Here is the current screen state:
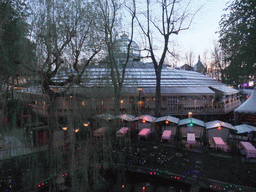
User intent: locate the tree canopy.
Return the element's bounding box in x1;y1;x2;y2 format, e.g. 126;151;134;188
0;1;26;78
219;0;256;86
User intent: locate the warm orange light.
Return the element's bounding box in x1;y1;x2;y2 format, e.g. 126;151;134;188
122;185;125;188
142;119;146;123
165;120;169;124
138;101;144;106
143;186;145;190
74;129;79;133
218;126;222;130
83;123;89;127
13;87;25;90
121;119;124;122
62;127;68;131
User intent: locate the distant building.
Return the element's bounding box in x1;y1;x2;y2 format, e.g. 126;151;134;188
15;37;241;119
180;64;193;71
115;33;141;61
194;55;206;74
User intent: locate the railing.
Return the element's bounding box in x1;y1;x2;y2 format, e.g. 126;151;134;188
132;101;240;116
31;98;241;117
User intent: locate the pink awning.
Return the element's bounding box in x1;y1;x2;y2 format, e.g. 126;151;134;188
187;133;196;144
161;130;172;141
116;127;129;137
240;141;256;158
213;137;227;151
138;128;151;139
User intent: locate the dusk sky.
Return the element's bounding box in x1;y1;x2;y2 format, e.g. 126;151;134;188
175;0;231;65
128;0;232;66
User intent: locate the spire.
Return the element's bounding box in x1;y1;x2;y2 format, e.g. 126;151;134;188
198;55;200;62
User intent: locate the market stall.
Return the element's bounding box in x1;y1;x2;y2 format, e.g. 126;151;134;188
178;118;205;139
206;120;236;142
155;115;179;135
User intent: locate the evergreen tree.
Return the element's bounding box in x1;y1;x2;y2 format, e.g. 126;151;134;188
0;1;35;99
219;0;256;86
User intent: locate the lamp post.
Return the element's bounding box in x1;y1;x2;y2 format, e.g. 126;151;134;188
188;112;192;118
62;126;80;144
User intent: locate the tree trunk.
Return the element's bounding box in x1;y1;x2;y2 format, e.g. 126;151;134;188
114;89;121;116
48;96;58;192
155;70;161;117
69;123;77;191
5;80;9;104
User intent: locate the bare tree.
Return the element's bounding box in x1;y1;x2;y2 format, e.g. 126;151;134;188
28;0;103;190
95;0;136;115
210;40;227;81
202;48;209;66
185;47;195;67
136;0;200;117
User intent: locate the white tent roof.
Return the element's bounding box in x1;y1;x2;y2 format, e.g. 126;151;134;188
134;114;156;123
234;90;256;114
178;118;205;127
234;124;256;134
205;120;236;130
116;114;135;122
95;113;115;121
155;115;180;124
